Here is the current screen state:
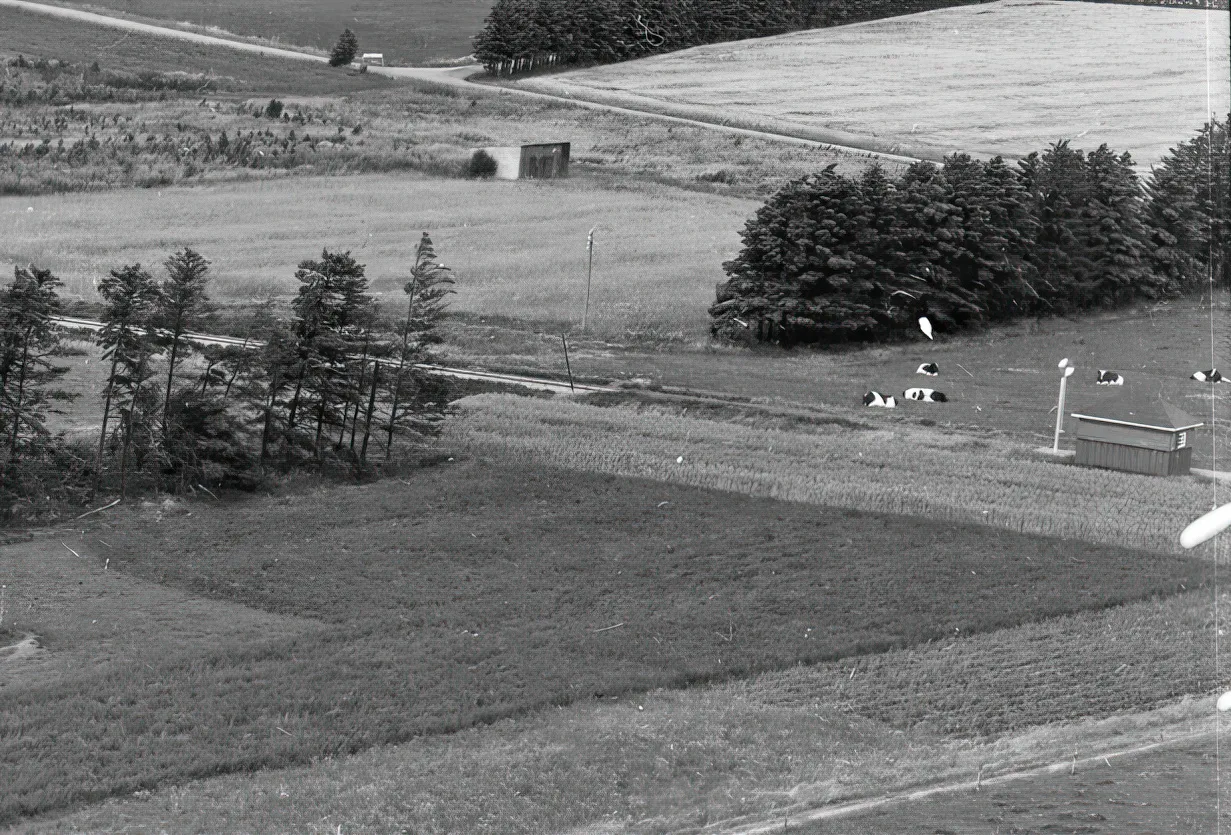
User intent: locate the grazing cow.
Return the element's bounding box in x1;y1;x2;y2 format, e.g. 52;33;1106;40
916;362;939;376
1192;369;1224;383
904;388;948;403
863;391;897;408
1096;370;1124;385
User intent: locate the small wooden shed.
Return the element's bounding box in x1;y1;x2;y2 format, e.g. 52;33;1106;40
482;142;570;180
1070;392;1202;476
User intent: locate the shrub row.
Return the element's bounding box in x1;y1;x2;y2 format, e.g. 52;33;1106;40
473;0;990;73
711;117;1230;344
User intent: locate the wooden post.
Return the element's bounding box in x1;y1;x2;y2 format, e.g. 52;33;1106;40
561;335;575;392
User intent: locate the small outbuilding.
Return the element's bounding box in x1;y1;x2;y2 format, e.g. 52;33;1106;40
1070;391;1203;477
481;142;570;180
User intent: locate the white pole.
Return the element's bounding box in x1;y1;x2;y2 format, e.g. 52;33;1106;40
1053;374;1067;452
1053;360;1074;452
582;227;595;333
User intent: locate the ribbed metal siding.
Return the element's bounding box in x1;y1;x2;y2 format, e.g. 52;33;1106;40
1074;439;1192;476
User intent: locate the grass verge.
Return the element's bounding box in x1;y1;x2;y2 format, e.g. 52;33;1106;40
449;393;1217;554
0;457;1204;824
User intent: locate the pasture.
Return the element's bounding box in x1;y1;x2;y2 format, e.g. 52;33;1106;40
517;0;1231;167
0;455;1207;826
0;174;758;340
15;0;489;65
0;5;394;95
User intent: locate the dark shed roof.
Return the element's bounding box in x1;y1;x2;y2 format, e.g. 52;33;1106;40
1071;389;1203;432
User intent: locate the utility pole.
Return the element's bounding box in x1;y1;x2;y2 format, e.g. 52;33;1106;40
582;227;595;333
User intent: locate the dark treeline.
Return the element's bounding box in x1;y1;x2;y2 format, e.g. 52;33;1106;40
473;0;990;73
0;235;454;521
711;117;1230;345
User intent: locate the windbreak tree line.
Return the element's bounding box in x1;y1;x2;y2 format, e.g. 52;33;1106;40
473;0;989;72
0;234;454;520
711;117;1231;345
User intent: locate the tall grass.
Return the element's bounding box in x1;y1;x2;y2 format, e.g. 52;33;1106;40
449;393;1214;555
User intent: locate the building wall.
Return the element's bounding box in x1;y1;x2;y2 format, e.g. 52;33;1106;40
519;143;570;179
1074;439;1192;476
482;146;523;180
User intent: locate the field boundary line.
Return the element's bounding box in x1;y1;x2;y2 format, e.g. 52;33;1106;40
700;727;1216;835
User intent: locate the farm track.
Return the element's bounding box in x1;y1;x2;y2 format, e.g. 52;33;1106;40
0;0;924;167
50;316;616;395
706;726;1218;835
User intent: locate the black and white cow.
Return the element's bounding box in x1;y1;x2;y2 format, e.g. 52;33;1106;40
903;388;947;403
863;391;897;408
1096;370;1124;386
916;362;939;376
1192;369;1224;383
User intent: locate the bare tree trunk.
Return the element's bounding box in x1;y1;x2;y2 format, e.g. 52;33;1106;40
119;409;130;500
348;358;368;451
260;366;281;465
91;349;122;502
162;318;183;431
360;361;379;466
7;325;33;460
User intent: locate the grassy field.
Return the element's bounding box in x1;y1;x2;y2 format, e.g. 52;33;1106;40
443;291;1231;462
0;174;758;340
20;0;490;65
0;5;394;95
8;563;1220;833
0;457;1204;824
517;0;1231;167
451;393;1219;554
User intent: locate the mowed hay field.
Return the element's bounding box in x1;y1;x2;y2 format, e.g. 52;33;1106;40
518;0;1231;167
0;175;757;341
16;0;489;65
0;458;1208;826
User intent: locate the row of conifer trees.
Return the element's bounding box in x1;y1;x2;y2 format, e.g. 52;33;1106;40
711;117;1230;345
0;234;454;517
472;0;987;72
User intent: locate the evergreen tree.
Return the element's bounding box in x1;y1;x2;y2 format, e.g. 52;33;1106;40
385;233;454;459
156;247;211;431
1146;115;1230;290
94;263;160;500
0;265;72;463
329;28;360;67
1080;145;1159;305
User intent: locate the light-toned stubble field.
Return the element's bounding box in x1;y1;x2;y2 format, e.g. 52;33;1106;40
517;0;1231;167
0;175;759;341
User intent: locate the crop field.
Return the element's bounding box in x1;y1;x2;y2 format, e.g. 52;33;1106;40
517;0;1231;167
18;0;490;65
0;457;1204;824
450;393;1221;555
6;531;1219;833
0;5;393;95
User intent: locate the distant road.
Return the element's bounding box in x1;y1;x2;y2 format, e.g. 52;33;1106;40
0;0;923;165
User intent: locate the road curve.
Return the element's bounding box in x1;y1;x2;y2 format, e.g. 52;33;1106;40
0;0;923;165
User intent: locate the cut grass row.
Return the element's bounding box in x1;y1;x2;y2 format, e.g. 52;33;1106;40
449;393;1216;554
520;0;1231;168
0;458;1203;824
